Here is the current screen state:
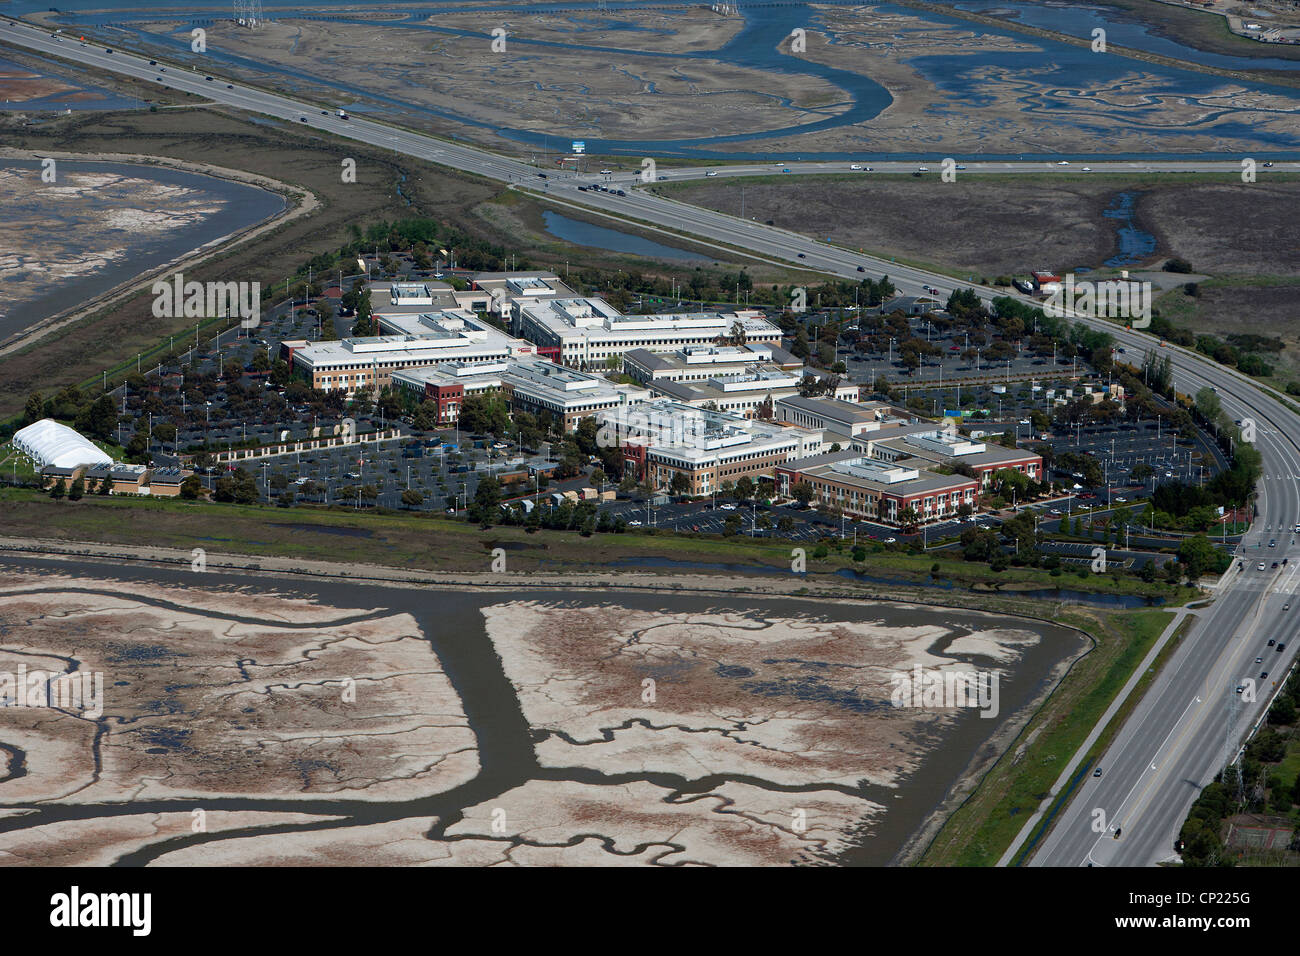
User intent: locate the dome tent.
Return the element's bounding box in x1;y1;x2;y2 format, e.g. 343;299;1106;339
12;419;113;470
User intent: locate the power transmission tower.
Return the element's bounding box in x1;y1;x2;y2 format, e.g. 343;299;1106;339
234;0;263;28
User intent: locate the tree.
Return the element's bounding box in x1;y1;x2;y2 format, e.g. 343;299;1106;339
791;481;815;506
472;474;502;524
459;393;510;436
1268;694;1296;727
898;506;919;533
214;468;258;504
50;478;67;499
271;359;292;386
24;392;44;425
180;475;204;500
68;477;84;501
1195;387;1222;425
124;427;150;465
669;471;691;496
401;488;424;509
412;401;437;431
74;395;117;441
1178;534;1219;581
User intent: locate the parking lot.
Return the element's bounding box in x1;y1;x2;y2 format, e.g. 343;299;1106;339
842;315;1098;391
201;429;563;512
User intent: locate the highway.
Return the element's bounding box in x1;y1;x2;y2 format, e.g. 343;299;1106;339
1029;353;1300;867
6;16;1300;866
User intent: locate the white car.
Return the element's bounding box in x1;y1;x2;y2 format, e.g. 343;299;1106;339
1115;496;1127;503
627;519;643;527
705;171;718;177
884;536;897;543
917;166;930;172
720;503;737;511
1081;167;1092;172
850;164;863;170
1056;160;1070;166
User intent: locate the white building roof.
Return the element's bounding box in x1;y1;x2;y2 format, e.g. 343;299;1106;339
13;419;113;469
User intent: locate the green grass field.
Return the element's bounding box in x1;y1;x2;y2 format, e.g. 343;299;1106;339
0;487;1194;605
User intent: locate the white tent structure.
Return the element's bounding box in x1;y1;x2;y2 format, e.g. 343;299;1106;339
12;419;112;470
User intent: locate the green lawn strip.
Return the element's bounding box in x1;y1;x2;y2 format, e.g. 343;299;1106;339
918;607;1181;865
0;488;1196;605
1005;610;1196;865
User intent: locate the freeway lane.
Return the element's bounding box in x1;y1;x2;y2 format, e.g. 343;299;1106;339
650;158;1300;182
7;17;1300;866
1030;359;1300;866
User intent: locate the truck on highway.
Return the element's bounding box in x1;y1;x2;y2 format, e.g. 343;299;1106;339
336;108;350;120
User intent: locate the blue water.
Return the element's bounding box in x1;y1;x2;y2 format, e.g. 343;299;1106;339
12;0;1300;158
0;54;145;110
948;0;1300;73
542;211;709;262
0;158;286;343
1102;191;1158;267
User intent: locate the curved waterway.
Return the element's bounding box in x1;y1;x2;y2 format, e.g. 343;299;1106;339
0;158;286;344
19;0;1300;159
0;554;1086;865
